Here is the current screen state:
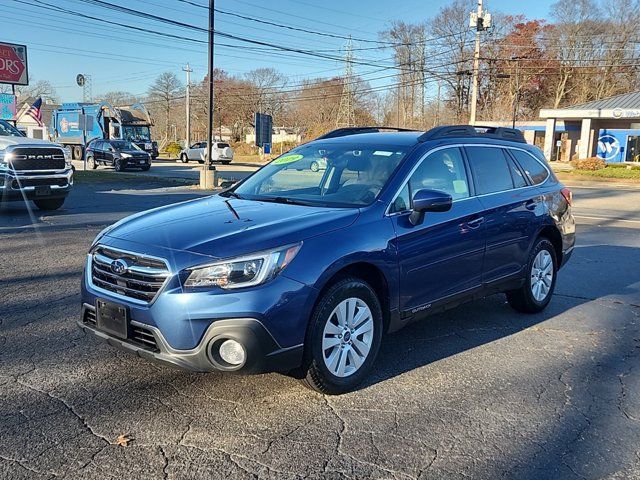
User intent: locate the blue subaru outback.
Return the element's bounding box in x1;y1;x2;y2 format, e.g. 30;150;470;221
80;125;575;394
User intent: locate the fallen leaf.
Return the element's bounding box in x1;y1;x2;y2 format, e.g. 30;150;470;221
114;434;133;447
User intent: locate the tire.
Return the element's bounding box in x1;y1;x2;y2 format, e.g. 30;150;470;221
33;197;65;211
197;159;205;164
141;165;151;171
72;145;83;161
300;277;383;395
310;161;320;172
180;153;189;163
506;238;557;313
87;155;97;170
114;159;124;172
222;160;231;165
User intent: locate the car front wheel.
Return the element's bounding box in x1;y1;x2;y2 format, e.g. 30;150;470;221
300;277;383;394
87;155;97;170
114;159;124;172
33;197;65;211
506;238;557;313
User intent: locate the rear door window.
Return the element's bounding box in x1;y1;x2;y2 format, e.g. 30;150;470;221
466;146;514;195
510;150;549;185
506;153;528;188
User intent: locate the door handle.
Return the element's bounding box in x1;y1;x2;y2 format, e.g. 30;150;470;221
466;216;485;229
524;199;538;211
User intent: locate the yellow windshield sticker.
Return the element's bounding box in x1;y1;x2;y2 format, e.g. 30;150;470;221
273;154;303;165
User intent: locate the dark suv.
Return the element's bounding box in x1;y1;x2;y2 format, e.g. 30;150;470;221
80;125;575;394
86;139;151;172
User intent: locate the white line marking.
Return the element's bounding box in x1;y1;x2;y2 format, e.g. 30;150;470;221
575;214;640;225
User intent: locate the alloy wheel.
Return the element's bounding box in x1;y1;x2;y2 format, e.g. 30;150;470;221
322;297;374;378
531;250;553;302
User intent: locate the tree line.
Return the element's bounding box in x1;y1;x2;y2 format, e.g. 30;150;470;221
8;0;639;144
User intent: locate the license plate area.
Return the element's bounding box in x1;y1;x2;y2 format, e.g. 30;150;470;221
34;185;51;196
96;299;128;339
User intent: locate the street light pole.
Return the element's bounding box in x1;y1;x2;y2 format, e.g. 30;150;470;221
204;0;216;189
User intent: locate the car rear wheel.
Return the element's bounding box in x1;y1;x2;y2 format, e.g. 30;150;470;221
300;277;383;394
180;153;189;163
33;197;65;211
506;238;557;313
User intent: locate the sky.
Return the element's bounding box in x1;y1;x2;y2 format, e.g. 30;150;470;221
3;0;555;102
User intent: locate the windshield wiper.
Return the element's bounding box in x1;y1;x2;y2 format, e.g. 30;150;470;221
223;191;243;199
261;196;314;206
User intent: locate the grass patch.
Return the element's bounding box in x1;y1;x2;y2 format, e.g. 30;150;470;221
574;168;640;179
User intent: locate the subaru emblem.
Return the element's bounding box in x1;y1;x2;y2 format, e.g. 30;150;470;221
110;259;128;275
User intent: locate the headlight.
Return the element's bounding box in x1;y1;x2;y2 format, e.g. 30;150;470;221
184;243;301;289
0;150;11;169
121;153;131;158
63;147;72;163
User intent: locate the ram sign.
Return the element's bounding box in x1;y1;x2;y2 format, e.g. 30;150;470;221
0;43;28;86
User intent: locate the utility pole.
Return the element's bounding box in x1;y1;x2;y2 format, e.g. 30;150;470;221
202;0;217;189
182;63;192;148
469;0;490;125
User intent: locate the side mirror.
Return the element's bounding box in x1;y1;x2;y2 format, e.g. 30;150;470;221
409;189;452;225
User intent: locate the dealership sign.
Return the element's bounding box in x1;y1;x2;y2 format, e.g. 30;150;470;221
0;43;28;86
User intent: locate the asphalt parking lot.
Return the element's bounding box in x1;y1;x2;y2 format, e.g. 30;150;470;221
1;175;639;479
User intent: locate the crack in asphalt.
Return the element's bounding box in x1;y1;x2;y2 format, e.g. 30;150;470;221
159;446;169;480
15;378;111;446
0;454;59;478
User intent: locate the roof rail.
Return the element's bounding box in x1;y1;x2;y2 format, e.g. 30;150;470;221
315;126;418;140
418;125;527;143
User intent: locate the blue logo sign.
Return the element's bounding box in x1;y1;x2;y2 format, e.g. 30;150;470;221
597;134;620;161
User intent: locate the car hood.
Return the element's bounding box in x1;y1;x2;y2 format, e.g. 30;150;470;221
119;149;148;155
104;195;359;259
0;136;62;149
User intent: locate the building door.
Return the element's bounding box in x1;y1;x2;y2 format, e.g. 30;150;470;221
626;136;640;162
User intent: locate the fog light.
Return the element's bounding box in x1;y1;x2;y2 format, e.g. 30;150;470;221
219;339;246;365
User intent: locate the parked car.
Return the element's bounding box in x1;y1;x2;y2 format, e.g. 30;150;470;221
80;125;575;394
86;139;151;172
180;141;233;164
0;119;73;211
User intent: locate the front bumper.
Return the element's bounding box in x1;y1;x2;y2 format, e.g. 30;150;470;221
79;304;302;373
80;247;310;374
0;168;73;201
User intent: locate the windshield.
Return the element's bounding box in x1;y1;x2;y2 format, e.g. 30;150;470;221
110;140;141;151
0;119;24;137
230;142;412;207
122;126;151;142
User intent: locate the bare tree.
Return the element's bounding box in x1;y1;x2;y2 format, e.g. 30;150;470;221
147;72;183;141
2;80;60;103
97;90;140;106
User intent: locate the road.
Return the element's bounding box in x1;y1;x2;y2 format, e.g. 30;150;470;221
1;180;639;479
72;158;261;184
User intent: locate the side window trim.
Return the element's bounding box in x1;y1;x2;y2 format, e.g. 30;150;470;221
509;148;551;186
386;143;550;216
503;148;531;187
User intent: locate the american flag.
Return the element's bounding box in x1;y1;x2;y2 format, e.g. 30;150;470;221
25;97;44;127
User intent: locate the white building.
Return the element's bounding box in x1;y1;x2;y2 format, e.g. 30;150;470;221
15;99;59;140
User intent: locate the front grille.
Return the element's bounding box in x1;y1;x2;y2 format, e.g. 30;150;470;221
83;307;97;326
12;177;68;189
91;246;170;303
131;325;160;352
9;148;66;171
